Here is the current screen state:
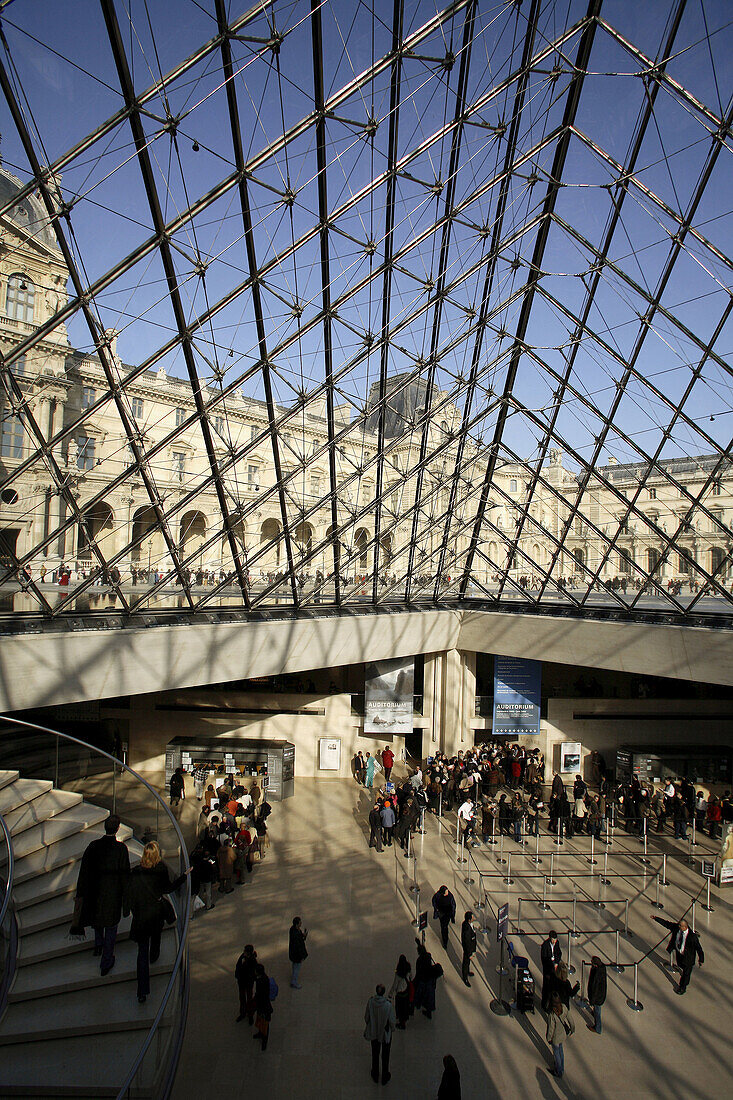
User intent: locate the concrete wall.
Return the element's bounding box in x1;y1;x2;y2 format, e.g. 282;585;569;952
125;688;406;782
539;697;733;784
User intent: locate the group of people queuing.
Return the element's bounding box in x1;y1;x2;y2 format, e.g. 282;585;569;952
610;774;732;841
178;768;274;907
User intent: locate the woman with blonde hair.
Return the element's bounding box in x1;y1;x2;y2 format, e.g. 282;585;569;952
124;841;191;1003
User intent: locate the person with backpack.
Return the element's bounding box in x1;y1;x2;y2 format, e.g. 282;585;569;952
288;915;308;988
169;766;185;807
235;943;257;1023
545;991;574;1079
253;962;275;1050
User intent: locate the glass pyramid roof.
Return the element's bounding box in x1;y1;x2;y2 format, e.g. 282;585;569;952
0;0;731;623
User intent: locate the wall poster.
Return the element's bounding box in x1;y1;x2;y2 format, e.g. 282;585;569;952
492;655;542;736
319;738;342;771
364;658;414;734
560;741;582;774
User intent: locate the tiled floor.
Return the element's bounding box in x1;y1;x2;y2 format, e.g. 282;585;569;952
172;780;731;1100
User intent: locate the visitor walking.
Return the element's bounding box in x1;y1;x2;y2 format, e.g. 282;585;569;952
253;962;273;1050
124;841;190;1004
652;915;704;994
289;915;308;988
438;1054;461;1099
431;885;456;948
363;983;396;1085
74;814;130;977
460;911;476;986
545;992;574;1079
586;956;607;1034
235;943;257;1023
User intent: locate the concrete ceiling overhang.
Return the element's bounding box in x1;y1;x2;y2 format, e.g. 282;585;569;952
1;606;731;714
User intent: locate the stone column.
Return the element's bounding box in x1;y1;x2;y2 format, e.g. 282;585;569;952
424;648;477;756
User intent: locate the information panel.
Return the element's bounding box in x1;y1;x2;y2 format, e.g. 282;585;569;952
492;655;541;736
364;658;414;734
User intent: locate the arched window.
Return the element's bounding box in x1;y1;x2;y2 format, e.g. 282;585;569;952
6;274;35;322
573;547;584;571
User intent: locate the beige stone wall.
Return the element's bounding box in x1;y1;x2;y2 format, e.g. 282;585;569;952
125;688;407;781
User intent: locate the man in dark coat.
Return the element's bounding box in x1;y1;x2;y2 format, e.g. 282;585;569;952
653;916;704;994
75;814;130;976
432;885;456;948
460;911;477;986
288;915;308;988
540;930;562;1010
586;956;607;1033
368;802;383;852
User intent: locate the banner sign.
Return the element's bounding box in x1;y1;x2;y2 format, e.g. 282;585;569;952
492;655;541;736
497;902;509;942
364;658;414;734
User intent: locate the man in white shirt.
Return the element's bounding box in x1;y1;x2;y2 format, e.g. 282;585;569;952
458;798;477;845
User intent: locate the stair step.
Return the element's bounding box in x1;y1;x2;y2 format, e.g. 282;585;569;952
18;914;133;965
0;768;20;791
11;825;138;888
9;928;177;1001
11;804;109;861
0;974;170;1044
0;778;53;816
0;1029;165;1096
13;834;143;910
17;892;83;936
3;789;82;838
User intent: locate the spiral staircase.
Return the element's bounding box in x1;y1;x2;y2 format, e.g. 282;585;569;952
0;722;190;1099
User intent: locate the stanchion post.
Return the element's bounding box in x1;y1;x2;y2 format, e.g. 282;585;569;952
504;853;514;887
580;960;586;1005
624;899;631;937
587;833;597;866
702;877;714;913
480;883;491;935
497;829;506;865
601;843;610;885
412;886;420;926
487;812;497;846
567;931;575;975
547;850;557;885
464;845;475;885
555;820;563;847
438;791;442;819
660;853;669;887
651;873;664;909
610;929;624;973
516;897;524;934
570;881;579;938
626;962;643;1011
540;875;550;911
692;816;697;848
531;827;542;865
640;818;651;865
691;901;696;933
595;873;605;909
687;834;693;865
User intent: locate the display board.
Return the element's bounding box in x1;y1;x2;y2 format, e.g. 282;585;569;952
364;658;414;734
560;742;582;774
319;738;342;770
492;656;541;736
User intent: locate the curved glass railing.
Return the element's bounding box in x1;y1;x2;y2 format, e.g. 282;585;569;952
0;715;191;1100
0;807;16;1016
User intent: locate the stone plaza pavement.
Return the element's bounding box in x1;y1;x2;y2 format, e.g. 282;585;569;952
172;780;732;1100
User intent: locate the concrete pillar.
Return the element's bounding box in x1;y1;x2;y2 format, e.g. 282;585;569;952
424;649;477;756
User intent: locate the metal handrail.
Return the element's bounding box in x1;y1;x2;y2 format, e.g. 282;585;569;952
0;809;13;932
0;715;191;1100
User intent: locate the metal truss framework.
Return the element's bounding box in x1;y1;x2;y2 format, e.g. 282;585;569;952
0;0;730;624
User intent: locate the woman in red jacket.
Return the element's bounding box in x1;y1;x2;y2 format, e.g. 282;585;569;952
706;797;722;839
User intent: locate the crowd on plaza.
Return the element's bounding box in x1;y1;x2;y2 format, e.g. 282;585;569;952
351;738;720;1085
